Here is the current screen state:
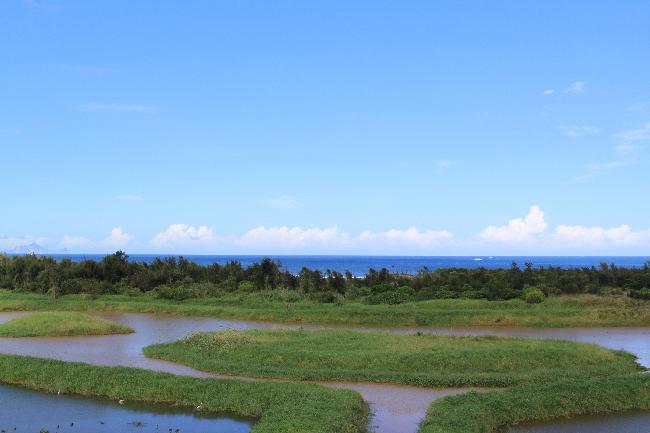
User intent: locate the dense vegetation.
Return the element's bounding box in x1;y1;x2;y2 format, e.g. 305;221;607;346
1;252;650;304
143;329;643;387
3;290;650;327
0;311;132;337
0;354;369;433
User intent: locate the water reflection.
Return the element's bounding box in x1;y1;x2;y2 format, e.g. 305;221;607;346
509;411;650;433
0;383;252;433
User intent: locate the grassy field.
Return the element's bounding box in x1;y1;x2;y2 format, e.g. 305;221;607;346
143;329;644;387
0;354;369;433
419;374;650;433
1;290;649;327
0;311;133;337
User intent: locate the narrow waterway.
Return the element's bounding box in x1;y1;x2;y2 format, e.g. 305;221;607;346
509;411;650;433
0;382;252;433
0;312;648;433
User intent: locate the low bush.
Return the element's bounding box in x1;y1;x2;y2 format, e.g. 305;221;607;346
183;329;261;352
630;288;650;300
155;283;222;301
522;287;545;304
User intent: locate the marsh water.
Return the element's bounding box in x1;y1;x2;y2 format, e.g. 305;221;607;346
0;312;648;433
0;383;252;433
509;411;650;433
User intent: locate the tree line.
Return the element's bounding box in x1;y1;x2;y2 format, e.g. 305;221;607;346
0;252;649;303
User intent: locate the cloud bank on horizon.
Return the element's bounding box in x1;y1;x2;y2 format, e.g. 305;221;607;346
3;206;650;255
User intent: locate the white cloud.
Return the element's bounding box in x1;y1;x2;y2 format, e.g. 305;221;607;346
235;225;454;253
151;224;214;248
261;195;299;210
563;125;600;137
101;227;133;250
79;102;158;113
563;81;586;94
358;227;453;247
60;235;91;247
574;160;631;181
554;224;650;246
616;122;650;141
543;89;555;95
437;160;455;169
7;206;650;254
238;226;350;250
116;194;142;201
479;205;547;242
474;206;650;253
585;160;630;171
615;143;636;155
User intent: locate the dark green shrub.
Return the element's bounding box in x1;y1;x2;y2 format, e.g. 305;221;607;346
155;285;192;301
60;278;114;295
629;288;650;300
155;282;222;300
522;286;545;304
365;286;414;305
309;291;343;303
237;281;256;292
264;289;304;303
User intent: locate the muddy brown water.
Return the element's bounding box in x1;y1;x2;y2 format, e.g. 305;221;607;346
0;312;648;433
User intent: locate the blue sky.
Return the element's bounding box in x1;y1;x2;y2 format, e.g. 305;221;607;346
1;0;649;255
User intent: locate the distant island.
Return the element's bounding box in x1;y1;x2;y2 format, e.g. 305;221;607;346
5;243;49;255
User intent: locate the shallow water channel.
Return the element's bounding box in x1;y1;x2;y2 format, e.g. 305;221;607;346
0;383;252;433
509;411;650;433
0;312;648;433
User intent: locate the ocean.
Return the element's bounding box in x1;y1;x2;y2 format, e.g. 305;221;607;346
35;255;650;275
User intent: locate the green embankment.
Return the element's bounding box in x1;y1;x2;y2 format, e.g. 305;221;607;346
0;311;133;337
419;374;650;433
1;291;649;327
143;329;643;387
0;354;369;433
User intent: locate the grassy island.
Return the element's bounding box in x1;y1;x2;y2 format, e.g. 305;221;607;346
420;374;650;433
0;311;133;337
0;354;368;433
143;329;643;387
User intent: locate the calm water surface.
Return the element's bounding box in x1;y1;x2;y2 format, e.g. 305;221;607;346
0;313;477;433
0;383;251;433
0;312;648;433
509;411;650;433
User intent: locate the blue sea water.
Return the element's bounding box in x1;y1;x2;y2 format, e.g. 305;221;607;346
37;255;650;275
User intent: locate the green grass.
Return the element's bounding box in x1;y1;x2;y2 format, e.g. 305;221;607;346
0;354;369;433
143;329;644;387
0;311;133;337
1;290;649;327
419;374;650;433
